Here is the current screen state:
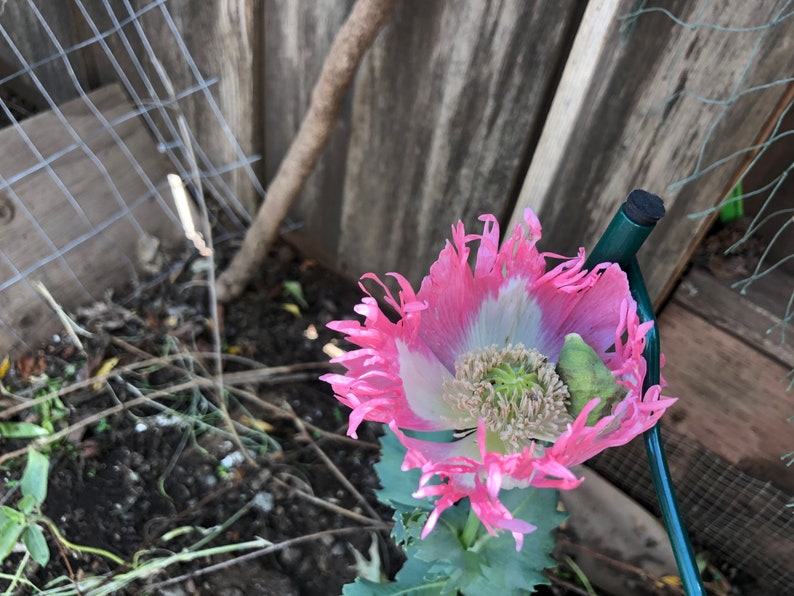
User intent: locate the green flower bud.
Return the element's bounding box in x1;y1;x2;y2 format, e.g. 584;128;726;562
556;333;625;425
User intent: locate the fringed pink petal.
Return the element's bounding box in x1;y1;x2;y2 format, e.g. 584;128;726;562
536;389;677;474
416;210;548;369
392;421;538;549
322;270;453;436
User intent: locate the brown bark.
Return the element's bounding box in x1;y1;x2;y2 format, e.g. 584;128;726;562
215;0;396;302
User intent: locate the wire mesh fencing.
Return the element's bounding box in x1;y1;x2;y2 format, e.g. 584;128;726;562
591;429;794;593
0;0;259;355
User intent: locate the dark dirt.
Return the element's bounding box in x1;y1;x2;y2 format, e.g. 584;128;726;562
1;241;402;595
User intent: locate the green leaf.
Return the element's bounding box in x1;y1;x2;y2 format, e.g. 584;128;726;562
0;421;50;438
21;450;49;505
343;555;447;595
0;505;25;524
17;494;38;516
0;516;25;562
720;181;744;223
374;430;432;512
556;333;623;425
469;487;567;594
22;524;50;566
366;428;567;595
282;280;309;309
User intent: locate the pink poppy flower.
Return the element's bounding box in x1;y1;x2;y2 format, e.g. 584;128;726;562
322;210;676;549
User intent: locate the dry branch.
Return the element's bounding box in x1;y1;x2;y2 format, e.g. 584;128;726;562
215;0;396;302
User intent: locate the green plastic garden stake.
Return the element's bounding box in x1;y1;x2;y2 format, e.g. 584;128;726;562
584;190;705;596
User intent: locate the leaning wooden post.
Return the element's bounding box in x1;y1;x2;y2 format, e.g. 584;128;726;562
215;0;396;302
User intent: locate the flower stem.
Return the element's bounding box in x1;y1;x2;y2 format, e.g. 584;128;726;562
460;506;480;548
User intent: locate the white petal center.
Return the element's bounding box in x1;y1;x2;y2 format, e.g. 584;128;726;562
463;277;547;354
397;340;458;427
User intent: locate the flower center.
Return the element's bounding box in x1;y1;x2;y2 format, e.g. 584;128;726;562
443;344;573;450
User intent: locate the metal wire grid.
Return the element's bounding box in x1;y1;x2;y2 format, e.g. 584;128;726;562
590;429;794;592
0;0;262;353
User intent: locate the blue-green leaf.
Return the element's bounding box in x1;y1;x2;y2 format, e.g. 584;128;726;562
468;487;566;594
0;516;25;562
358;427;567;595
343;555;448;595
21;449;49;506
0;421;50;438
23;524;50;566
374;430;432;512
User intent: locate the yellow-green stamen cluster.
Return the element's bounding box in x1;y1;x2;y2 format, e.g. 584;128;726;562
443;343;573;450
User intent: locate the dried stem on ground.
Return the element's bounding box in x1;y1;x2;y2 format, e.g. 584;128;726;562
270;474;379;525
293;416;383;522
0;340;373;465
144;525;390;592
214;0;396;302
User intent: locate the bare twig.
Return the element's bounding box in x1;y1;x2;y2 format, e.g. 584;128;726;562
0;349;332;421
292;417;382;522
270;474;380;525
144;525;389;591
33;281;91;352
215;0;396;302
0;341;376;468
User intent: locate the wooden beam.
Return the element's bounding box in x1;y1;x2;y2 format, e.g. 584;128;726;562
509;0;622;217
0;84;180;355
673;266;794;369
77;0;261;216
0;1;91;105
657;301;794;494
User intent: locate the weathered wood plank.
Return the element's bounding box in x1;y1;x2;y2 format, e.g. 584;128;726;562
264;0;356;266
0;0;91;105
510;0;794;304
336;0;581;285
76;0;261;216
0;84;180;355
673;266;794;369
271;0;581;284
657;301;794;494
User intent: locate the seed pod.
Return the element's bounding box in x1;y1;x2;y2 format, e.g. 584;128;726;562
556;333;624;425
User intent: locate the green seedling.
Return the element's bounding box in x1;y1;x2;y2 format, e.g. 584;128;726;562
0;421;50;439
94;417;112;434
283;280;309;309
1;450;127;593
32;376;69;435
0;449;51;567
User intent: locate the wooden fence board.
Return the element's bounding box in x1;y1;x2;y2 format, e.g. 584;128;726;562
269;0;582;285
0;0;91;106
0;84;180;355
510;0;794;303
337;0;581;284
264;0;356;266
76;0;261;216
